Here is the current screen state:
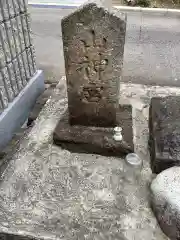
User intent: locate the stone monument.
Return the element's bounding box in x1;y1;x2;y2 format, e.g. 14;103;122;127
53;0;134;155
149;96;180;173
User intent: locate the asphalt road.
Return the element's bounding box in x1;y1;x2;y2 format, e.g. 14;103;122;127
29;7;180;87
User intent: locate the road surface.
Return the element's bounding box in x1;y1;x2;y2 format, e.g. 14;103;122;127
29;7;180;87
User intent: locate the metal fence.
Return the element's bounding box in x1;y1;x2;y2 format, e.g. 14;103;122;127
0;0;37;112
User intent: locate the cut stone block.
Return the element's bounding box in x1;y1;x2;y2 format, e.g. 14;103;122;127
0;23;11;63
21;13;30;48
13;0;20;15
7;0;16;18
0;41;6;69
7;62;19;96
0;72;9;109
6;20;16;60
0;1;9;21
149;96;180;174
17;0;26;13
62;0;127;127
22;50;30;81
150;166;180;240
54;104;134;155
13;58;24;90
1;67;14;101
11;17;21;55
26;47;36;77
16;15;26;52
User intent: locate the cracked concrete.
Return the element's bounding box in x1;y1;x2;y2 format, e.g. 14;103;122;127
0;78;178;240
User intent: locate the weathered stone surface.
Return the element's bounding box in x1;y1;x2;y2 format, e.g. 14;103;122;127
21;13;30;48
150;166;180;240
16;15;26;52
7;62;19;96
0;1;9;21
26;13;34;45
13;0;20;15
1;67;14;101
13;58;24;90
7;0;16;18
0;23;11;63
149;96;180;174
26;47;36;77
54;103;134;155
0;3;3;23
30;45;37;73
18;0;26;13
0;80;169;240
6;20;16;60
0;41;6;69
62;1;126;127
0;71;9;109
22;50;30;81
11;17;21;55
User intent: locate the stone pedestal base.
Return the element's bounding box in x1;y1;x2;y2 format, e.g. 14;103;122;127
53;104;134;156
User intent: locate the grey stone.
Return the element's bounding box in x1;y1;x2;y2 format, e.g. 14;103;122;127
21;13;30;48
26;13;34;45
11;17;21;55
13;0;20;15
0;1;9;21
54;103;134;155
22;50;30;81
149;96;180;174
7;0;16;18
0;79;168;240
30;45;37;73
13;58;24;91
26;47;36;77
7;62;19;97
62;0;126;127
0;23;11;63
0;72;9;109
0;5;2;23
150;166;180;240
0;41;6;69
17;0;26;13
16;15;26;52
5;20;16;60
1;67;14;101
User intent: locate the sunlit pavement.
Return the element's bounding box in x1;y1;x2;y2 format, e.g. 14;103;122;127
29;5;180;87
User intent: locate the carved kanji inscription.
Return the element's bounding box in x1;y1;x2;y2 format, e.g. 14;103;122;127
62;2;126;126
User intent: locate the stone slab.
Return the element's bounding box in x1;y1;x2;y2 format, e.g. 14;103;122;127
53;104;134;156
62;1;127;127
150;166;180;240
0;78;168;240
0;70;44;151
149;96;180;174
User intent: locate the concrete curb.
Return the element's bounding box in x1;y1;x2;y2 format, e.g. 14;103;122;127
28;2;180;15
0;70;45;151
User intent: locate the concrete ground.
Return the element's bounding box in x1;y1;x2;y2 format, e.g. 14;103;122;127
2;77;180;239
